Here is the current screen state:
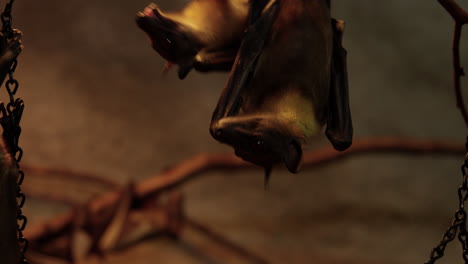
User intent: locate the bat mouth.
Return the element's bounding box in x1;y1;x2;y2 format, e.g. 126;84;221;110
234;147;276;169
136;3;199;64
136;4;177;30
217;133;274;166
143;4;157;17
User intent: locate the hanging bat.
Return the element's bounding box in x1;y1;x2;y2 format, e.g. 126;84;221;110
209;0;353;183
136;0;258;79
136;0;352;182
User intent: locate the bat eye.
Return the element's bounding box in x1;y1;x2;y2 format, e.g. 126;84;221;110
251;138;265;152
165;38;172;44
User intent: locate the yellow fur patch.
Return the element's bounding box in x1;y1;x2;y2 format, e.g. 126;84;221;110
269;89;321;140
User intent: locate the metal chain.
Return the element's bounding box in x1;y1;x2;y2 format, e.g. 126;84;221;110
1;0;14;38
425;137;468;263
0;0;28;263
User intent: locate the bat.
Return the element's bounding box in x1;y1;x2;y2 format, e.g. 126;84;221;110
136;0;254;79
209;0;353;184
136;0;352;183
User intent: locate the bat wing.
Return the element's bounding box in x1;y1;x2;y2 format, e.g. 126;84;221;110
325;19;353;151
210;0;279;127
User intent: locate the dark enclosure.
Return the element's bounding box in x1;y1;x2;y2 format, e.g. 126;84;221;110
2;0;467;263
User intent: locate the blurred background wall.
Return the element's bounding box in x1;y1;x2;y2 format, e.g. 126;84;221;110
6;0;468;263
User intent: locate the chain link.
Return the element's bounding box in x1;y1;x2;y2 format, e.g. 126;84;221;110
1;0;14;38
0;0;28;263
425;137;468;264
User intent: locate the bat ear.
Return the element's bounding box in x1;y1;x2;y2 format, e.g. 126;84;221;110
283;139;302;173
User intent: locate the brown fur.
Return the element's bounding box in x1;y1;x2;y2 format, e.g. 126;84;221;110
242;0;332;139
211;0;333;173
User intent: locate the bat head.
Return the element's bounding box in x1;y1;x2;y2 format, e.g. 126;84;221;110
211;115;303;175
136;4;200;69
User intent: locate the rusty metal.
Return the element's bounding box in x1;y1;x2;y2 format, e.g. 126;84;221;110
426;137;468;263
0;0;28;263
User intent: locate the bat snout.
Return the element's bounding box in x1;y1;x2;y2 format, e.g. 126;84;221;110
211;126;236;144
210;118;239;142
209;122;227;142
213;128;225;141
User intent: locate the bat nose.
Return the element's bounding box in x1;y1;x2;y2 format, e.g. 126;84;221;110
209;123;226;141
214;128;224;140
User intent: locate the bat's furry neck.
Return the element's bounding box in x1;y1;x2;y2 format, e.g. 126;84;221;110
169;0;249;47
244;85;322;142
